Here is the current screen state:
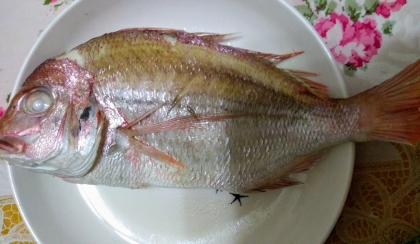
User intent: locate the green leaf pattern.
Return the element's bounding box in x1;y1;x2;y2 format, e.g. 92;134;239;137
344;0;362;21
382;20;396;36
326;1;338;16
364;0;380;15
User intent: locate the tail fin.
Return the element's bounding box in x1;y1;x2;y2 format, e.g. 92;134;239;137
352;59;420;145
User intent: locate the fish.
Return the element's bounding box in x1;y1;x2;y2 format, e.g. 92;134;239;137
1;28;420;193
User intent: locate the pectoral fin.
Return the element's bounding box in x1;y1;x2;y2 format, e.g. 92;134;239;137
124;103;165;129
129;137;186;168
125;113;245;136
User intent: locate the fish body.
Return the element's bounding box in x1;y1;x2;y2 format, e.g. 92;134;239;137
1;28;420;192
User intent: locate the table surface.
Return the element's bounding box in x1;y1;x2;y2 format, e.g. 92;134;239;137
0;0;419;243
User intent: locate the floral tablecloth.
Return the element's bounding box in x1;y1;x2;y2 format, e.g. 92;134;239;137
0;0;419;243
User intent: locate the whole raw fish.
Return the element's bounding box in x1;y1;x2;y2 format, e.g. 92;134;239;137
1;28;420;193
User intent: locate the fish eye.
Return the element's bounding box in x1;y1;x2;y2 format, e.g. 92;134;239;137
21;88;53;115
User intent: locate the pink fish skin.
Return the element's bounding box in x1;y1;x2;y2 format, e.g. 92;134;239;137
1;28;420;193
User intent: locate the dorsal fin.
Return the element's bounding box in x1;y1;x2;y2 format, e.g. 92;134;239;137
235;49;329;99
249;50;304;64
193;32;235;43
119;28;233;45
289;73;329;99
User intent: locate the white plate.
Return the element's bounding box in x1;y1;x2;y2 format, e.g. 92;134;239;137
9;0;354;243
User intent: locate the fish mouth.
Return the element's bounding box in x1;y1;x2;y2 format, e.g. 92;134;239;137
0;137;24;154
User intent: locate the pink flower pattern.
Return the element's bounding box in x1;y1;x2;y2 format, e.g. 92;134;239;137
0;107;5;118
295;0;408;74
315;13;382;68
376;0;407;18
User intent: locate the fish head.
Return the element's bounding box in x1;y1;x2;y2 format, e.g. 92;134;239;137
0;58;104;177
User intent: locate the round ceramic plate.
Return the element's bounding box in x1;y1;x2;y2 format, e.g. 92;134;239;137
9;0;354;243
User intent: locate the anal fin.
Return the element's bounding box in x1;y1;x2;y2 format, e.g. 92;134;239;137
250;178;302;192
287;151;326;174
250;152;326;192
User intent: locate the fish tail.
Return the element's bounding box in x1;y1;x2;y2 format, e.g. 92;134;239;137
352;59;420;145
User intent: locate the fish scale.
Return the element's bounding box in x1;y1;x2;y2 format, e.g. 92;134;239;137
1;28;420;192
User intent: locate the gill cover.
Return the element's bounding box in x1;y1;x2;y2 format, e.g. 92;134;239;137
42;101;104;177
